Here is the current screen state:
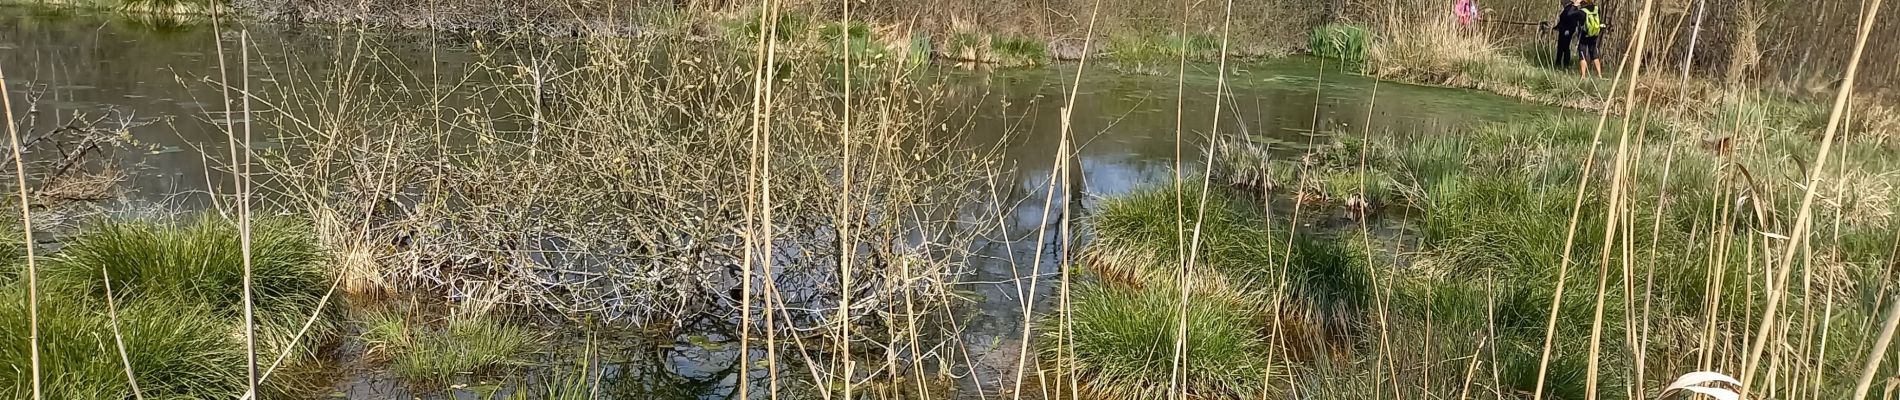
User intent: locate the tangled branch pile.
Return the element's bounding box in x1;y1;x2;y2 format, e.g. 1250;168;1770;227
258;36;1006;336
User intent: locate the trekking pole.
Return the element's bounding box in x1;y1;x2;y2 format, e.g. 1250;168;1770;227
1484;19;1552;27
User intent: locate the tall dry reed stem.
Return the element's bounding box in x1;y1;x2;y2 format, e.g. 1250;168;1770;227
834;0;856;397
235;30;260;400
0;58;42;400
1585;0;1660;399
1852;296;1900;399
1011;119;1066;400
1166;0;1233;391
739;0;776;396
1743;0;1884;395
1053;0;1104;398
1166;0;1191;386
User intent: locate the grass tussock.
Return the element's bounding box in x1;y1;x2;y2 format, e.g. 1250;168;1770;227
45;216;337;360
0;215;333;399
716;9;930;66
1105;31;1227;64
942;30;1047;67
359;307;541;389
1043;283;1271;400
0;286;250;399
1;0;214;14
48;216;328;313
1308;23;1370;71
1082;181;1277;291
1217;135;1401;214
1393;113;1895;398
0;219;22;281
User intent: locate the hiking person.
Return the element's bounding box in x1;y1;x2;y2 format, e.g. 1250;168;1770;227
1577;0;1609;77
1455;0;1480;26
1553;0;1584;67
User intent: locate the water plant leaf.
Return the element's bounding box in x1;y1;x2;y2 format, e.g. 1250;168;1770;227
1662;371;1742;400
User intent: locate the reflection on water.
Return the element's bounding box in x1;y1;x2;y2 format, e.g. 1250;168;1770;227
1;7;1560;398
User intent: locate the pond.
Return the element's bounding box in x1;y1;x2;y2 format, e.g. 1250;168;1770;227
0;7;1564;399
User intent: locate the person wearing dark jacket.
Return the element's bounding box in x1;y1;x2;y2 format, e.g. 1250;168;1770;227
1553;0;1584;67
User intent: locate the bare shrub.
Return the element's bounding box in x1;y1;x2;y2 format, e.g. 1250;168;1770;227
256;36;1006;341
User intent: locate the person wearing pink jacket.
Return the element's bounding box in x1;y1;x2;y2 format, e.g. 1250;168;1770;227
1455;0;1480;26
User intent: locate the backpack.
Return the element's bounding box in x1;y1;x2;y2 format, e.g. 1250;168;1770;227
1582;7;1603;37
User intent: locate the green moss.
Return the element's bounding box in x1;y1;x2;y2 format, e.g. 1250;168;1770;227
1043;283;1270;400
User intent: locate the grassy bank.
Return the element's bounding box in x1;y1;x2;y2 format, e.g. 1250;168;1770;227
12;0;1896;93
1053;105;1900;398
0;0;208;14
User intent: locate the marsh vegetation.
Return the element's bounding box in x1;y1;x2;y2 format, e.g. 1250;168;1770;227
0;0;1898;398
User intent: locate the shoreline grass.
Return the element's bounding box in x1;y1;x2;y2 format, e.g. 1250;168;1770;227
1060;107;1900;398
